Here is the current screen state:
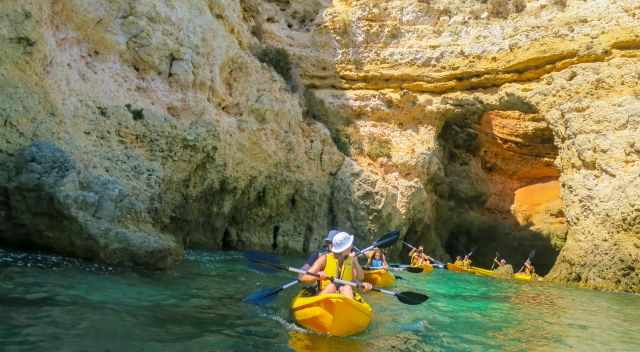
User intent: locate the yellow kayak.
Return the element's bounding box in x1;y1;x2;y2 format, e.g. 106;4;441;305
472;266;497;278
363;268;395;288
291;289;372;336
513;273;544;282
411;263;433;273
446;263;474;273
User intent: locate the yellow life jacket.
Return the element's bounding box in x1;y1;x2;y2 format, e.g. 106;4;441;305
410;254;421;266
320;253;353;289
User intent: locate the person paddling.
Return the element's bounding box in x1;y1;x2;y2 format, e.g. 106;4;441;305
298;230;338;281
454;256;463;266
366;247;388;269
301;232;372;299
409;246;432;266
493;257;514;277
303;231;338;268
462;254;472;269
518;258;536;275
494;258;507;268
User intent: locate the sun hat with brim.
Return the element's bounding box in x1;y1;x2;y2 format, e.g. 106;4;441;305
324;230;339;242
331;232;354;253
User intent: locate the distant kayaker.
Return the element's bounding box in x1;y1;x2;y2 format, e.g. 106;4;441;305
462;254;472;269
494;258;514;277
366;248;388;269
454;256;463;266
301;232;373;299
519;258;536;275
494;258;507;268
409;246;432;266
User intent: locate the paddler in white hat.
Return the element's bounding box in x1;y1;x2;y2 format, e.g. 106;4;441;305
300;231;372;299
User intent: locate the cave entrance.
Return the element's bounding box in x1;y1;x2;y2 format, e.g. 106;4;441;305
437;110;567;274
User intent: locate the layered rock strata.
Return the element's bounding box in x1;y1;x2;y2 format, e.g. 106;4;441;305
1;0;639;291
257;0;640;289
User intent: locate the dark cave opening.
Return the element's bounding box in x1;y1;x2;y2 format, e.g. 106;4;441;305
436;108;566;275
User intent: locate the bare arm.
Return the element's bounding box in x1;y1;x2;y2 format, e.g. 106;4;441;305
300;255;327;283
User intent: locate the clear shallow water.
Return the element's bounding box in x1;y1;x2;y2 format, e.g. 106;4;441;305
1;249;639;352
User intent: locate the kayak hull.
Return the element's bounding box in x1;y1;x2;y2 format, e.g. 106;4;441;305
363;269;395;288
411;263;433;273
471;266;497;278
513;273;544;281
291;289;372;336
448;263;544;282
446;263;474;273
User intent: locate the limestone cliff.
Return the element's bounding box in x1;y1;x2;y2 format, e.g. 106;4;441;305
258;0;639;291
1;0;639;292
0;0;343;267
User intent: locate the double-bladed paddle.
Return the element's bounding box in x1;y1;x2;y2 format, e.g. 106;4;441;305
357;230;400;255
491;251;500;270
243;230;401;305
245;251;428;305
466;246;478;258
389;263;425;273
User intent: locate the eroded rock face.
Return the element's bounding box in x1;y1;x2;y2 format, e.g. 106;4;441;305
0;0;343;268
5;142;182;269
544;95;640;293
272;0;637;290
1;0;640;291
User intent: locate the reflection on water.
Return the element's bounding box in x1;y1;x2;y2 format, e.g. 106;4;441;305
1;248;640;352
288;332;365;352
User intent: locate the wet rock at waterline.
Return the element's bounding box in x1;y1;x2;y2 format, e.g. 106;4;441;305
3;142;182;269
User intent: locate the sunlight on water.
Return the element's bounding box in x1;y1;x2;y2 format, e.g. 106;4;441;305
1;249;639;352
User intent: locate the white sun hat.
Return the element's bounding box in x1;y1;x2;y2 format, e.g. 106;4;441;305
331;232;354;253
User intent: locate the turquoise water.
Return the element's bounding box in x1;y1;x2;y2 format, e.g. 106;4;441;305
1;249;639;352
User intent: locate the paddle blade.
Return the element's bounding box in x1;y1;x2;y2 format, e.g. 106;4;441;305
405;266;424;273
373;230;400;249
396;291;429;305
244;251;282;273
529;250;536;260
243;287;282;305
394;274;404;280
